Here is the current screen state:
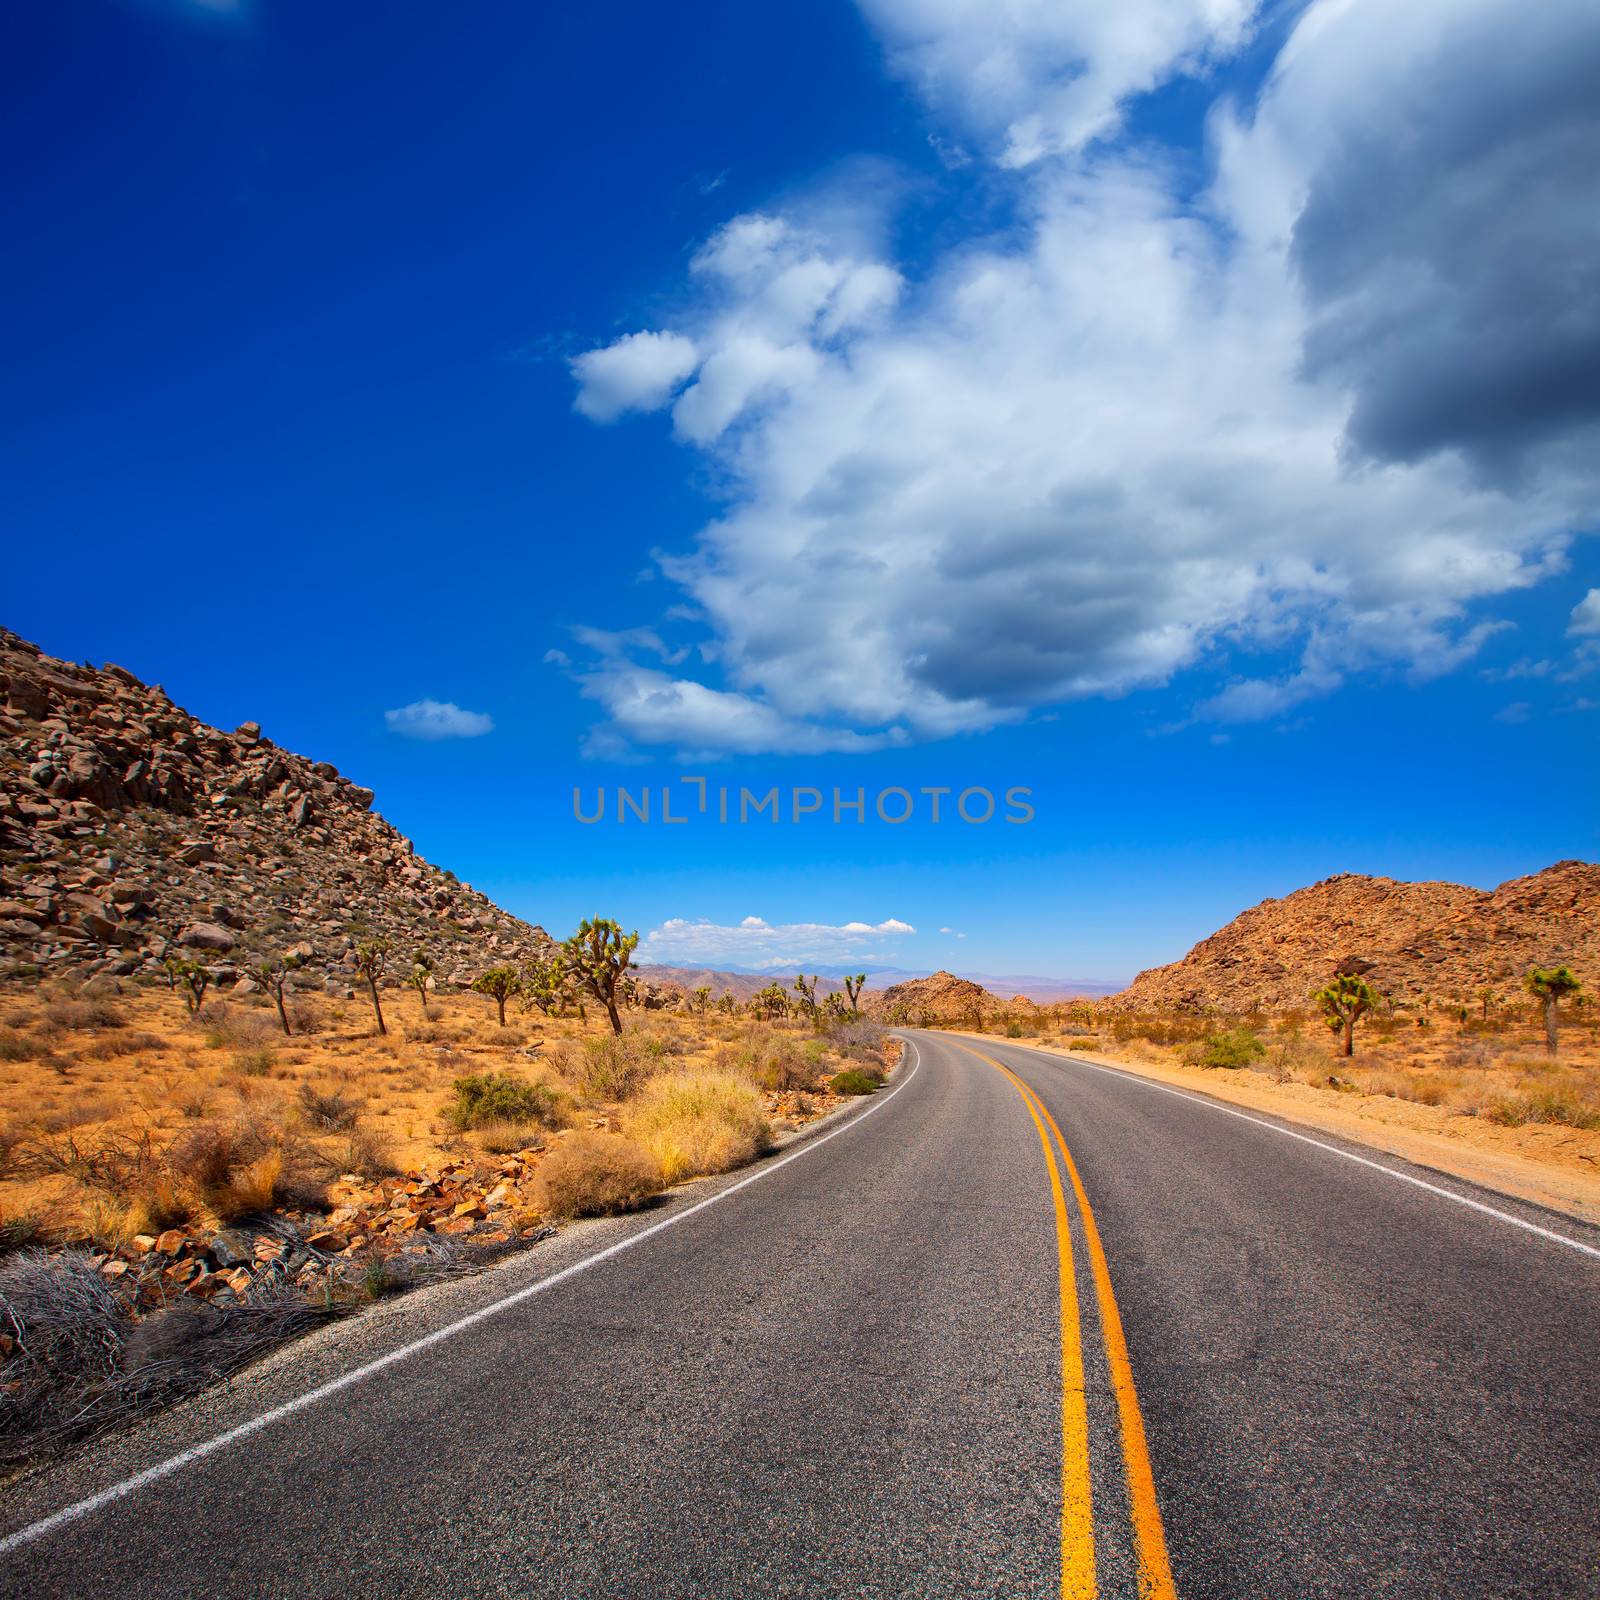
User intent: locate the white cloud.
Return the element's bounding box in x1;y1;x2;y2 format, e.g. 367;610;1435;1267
641;916;917;968
553;627;907;758
565;0;1596;754
939;926;967;938
858;0;1261;165
571;330;699;422
384;699;494;740
1570;589;1600;637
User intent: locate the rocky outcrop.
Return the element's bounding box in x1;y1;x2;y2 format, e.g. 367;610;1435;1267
865;969;1004;1024
0;627;555;991
1114;861;1600;1014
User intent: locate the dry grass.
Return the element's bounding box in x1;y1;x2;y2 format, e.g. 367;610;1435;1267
532;1131;663;1217
623;1070;772;1183
0;984;876;1242
1033;1001;1600;1168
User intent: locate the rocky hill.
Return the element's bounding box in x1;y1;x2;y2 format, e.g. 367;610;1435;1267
0;627;557;994
1115;861;1599;1014
865;969;1005;1024
634;965;853;1004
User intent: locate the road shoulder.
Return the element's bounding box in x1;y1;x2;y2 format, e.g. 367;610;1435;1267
942;1031;1600;1226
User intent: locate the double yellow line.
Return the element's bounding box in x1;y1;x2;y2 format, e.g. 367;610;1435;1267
950;1041;1178;1600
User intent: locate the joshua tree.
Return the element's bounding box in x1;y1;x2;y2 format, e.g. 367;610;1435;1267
255;953;301;1036
1476;987;1497;1022
353;937;391;1036
1312;973;1380;1058
692;985;711;1016
521;950;568;1017
717;992;735;1015
1525;966;1582;1056
472;964;522;1028
752;982;790;1021
562;917;638;1035
842;973;866;1016
408;953;433;1019
164;956;212;1016
792;973;819;1025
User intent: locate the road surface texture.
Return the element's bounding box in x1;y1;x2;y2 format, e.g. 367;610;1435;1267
2;1031;1597;1597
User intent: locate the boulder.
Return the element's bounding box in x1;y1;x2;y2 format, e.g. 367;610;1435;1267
179;921;236;953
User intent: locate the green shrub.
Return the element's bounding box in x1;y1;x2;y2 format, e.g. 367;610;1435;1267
449;1072;560;1131
1187;1028;1266;1070
1066;1039;1099;1051
830;1068;882;1096
1005;1022;1025;1038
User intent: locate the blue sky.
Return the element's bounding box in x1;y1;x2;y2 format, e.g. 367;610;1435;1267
4;0;1597;982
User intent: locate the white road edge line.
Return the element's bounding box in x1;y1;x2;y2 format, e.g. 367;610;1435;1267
996;1038;1600;1263
0;1044;924;1558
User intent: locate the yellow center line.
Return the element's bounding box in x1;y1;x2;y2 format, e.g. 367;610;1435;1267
964;1043;1097;1597
953;1040;1180;1600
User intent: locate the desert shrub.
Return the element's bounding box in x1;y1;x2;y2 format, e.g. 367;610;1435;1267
567;1034;663;1102
532;1131;663;1218
231;1046;275;1078
625;1021;692;1057
448;1072;562;1131
830;1067;883;1096
196;1002;277;1050
1393;1073;1454;1107
75;1031;169;1061
486;1027;527;1048
0;1250;127;1457
623;1070;771;1183
331;1123;398;1177
1066;1039;1099;1051
824;1018;889;1061
162;1116;323;1220
472;1119;544;1156
297;1083;363;1131
1186;1028;1267;1070
729;1031;826;1092
43;998;126;1031
0;1030;37;1063
1481;1089;1600;1130
0;1209;46;1256
1005;1022;1025;1038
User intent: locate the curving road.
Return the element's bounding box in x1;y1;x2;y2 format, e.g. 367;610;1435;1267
2;1031;1597;1597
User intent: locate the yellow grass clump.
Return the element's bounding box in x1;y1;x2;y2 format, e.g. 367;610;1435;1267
623;1069;772;1184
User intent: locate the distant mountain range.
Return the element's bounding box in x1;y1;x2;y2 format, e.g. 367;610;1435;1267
633;961;1124;1005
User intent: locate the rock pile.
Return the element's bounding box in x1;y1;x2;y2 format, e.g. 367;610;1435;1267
1114;860;1600;1013
78;1141;575;1317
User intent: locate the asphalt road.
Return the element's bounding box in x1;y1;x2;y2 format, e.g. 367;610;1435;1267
2;1031;1597;1597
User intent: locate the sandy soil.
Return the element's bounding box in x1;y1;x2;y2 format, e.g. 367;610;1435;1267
954;1027;1600;1225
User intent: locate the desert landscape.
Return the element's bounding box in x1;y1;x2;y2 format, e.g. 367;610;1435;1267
1;624;1592;1479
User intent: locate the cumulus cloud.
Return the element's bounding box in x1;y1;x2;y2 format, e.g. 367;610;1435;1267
641;915;916;968
1265;0;1600;482
564;0;1597;753
552;627;907;758
1570;589;1600;637
571;330;699;422
384;699;494;740
857;0;1260;165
